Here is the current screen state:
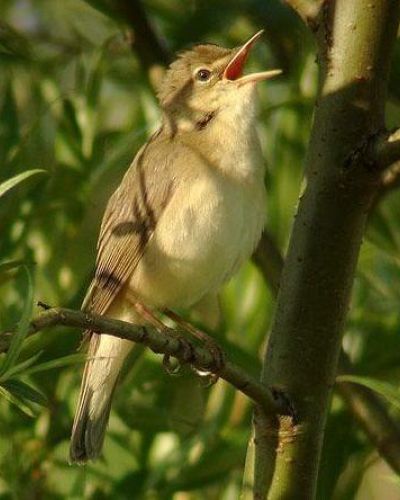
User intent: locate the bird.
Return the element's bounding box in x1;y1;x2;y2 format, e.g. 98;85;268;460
70;30;281;463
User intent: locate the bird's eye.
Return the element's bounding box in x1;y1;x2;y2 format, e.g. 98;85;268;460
196;68;212;82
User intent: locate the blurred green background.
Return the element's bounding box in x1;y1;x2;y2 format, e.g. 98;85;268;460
0;1;400;498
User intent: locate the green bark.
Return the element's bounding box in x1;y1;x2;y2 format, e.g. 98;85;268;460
254;1;400;498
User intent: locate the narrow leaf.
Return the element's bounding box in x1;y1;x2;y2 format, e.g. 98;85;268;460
0;266;33;376
0;351;43;381
62;99;82;144
0;21;32;60
0;169;46;200
0;260;25;274
0;385;35;417
23;353;85;376
2;379;47;406
337;374;400;410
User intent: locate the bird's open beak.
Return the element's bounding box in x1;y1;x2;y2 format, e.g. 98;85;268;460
223;30;282;85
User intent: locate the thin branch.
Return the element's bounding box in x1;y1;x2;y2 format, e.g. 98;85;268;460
3;307;278;417
374;128;400;170
114;0;171;70
283;0;322;26
253;232;284;297
367;130;400;210
370;160;400;210
382;160;400;191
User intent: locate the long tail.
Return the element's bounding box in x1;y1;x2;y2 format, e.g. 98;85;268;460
69;332;133;463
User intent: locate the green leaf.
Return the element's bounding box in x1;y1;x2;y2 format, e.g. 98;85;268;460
79;0;121;22
0;21;32;61
0;260;25;274
337;374;400;410
62;99;82;145
0;266;33;377
86;47;105;110
0;385;35;417
0;169;46;200
23;353;85;376
165;439;245;493
2;379;47;406
0;351;43;381
0;81;19;155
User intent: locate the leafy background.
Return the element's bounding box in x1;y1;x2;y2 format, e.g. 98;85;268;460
0;0;400;498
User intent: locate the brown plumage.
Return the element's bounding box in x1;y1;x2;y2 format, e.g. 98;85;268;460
70;31;280;463
82;144;174;317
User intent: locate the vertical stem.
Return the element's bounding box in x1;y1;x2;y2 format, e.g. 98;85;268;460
254;1;400;498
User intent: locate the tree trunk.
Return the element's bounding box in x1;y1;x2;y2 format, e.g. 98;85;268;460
253;1;400;498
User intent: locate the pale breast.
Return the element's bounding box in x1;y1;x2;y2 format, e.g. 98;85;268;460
128;166;265;309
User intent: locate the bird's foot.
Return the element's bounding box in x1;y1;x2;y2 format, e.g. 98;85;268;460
131;301;225;381
193;368;219;387
164;309;225;382
203;336;225;373
162;328;195;375
162;354;181;375
132;301;166;331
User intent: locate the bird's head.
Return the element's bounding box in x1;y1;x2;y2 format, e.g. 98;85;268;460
158;31;281;133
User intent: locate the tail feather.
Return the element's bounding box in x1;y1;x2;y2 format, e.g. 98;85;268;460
70;333;133;463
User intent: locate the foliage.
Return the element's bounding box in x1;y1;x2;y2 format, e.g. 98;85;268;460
0;0;399;498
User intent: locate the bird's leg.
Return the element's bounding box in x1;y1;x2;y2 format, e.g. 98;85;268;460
131;301;166;331
164;308;225;379
131;301;194;374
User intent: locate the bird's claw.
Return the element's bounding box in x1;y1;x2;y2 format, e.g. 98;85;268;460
162;331;194;375
162;354;182;375
178;335;196;363
191;338;225;385
204;338;225;374
192;368;219;387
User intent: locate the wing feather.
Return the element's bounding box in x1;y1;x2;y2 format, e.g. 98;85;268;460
82;142;174;316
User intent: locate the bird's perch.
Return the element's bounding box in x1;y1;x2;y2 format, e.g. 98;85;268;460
251;1;400;498
6;306;278;417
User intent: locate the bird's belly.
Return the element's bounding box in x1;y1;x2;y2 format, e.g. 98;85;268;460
128;173;265;309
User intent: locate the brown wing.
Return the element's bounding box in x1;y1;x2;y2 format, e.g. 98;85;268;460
82;141;174;316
